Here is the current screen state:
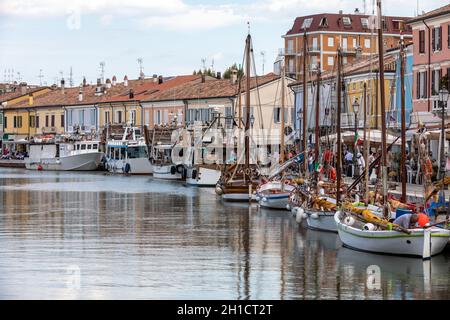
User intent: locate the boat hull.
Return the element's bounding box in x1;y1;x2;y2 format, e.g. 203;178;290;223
186;167;221;187
259;193;290;209
0;159;26;168
153;165;182;180
334;212;450;258
106;158;153;175
256;181;295;210
305;208;337;232
26;152;103;171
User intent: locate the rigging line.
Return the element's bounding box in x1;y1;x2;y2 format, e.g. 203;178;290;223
250;41;265;132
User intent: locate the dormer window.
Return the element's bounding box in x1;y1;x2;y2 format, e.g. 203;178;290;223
319;17;328;28
343;17;352;26
392;20;403;31
361;18;369;29
302;18;313;29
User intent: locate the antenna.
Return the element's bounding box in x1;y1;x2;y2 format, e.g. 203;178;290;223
363;0;367;14
16;71;21;83
137;58;144;79
211;58;215;73
260;51;266;75
37;69;44;86
201;58;207;73
69;67;73;87
99;61;105;83
247;21;250;35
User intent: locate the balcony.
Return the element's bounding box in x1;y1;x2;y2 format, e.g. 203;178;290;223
280;48;298;56
341;113;364;129
342;47;357;55
42;127;57;133
308;46;321;54
431;98;450;118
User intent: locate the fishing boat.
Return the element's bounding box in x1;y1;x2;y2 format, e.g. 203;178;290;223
105;126;152;174
334;209;450;258
186;165;222;187
256;180;296;209
25;135;103;171
151;143;183;180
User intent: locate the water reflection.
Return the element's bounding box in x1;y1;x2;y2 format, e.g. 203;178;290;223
0;168;448;299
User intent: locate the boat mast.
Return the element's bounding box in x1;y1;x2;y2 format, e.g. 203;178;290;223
377;0;388;217
315;64;321;181
302;30;308;173
280;59;286;163
363;82;369;203
336;49;342;206
400;30;407;203
245;34;251;181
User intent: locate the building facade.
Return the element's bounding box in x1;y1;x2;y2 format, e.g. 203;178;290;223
283;11;412;79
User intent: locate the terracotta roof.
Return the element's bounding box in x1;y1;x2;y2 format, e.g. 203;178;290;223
0;86;49;103
285;13;412;36
143;74;280;102
407;4;450;24
3;75;207;109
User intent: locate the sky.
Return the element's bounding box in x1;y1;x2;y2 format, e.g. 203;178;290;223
0;0;448;86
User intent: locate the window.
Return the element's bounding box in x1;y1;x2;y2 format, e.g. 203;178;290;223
45;115;49;127
128;146;148;159
77;144;80;150
87;144;92;150
78;110;85;126
36;116;39;129
15;116;22;128
432;27;442;51
29;115;35;128
448;25;450;48
67;110;72;126
51;115;55;127
287;39;294;54
60;114;64;127
4;116;6;128
342;17;351;26
81;144;86;150
105;111;110;124
364;38;371;49
417;71;428;99
419;30;425;53
13;116;17;128
117;111;122;124
353;38;357;49
343;57;348;64
327;56;334;66
382;19;387;30
145;111;150;125
274;107;281;123
392;20;402;31
328;37;334;47
93;144;98;150
302;18;313;29
319;17;328;28
130;110;136;125
431;69;442;96
361;18;369;29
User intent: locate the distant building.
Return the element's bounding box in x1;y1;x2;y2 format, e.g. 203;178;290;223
282;10;412;79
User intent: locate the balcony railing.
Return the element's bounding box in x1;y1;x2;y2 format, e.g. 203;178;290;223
341;113;365;128
431;98;450;117
308;46;321;54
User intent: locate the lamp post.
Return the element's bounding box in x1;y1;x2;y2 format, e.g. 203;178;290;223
438;88;448;190
353;98;360;177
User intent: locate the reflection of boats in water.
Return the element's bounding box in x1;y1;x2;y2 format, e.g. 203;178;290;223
337;246;450;277
302;228;341;251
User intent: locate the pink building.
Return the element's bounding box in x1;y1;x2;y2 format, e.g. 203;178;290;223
408;4;450;125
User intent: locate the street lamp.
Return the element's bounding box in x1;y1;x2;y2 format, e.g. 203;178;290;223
439;88;448;190
353;98;360;177
250;114;255;129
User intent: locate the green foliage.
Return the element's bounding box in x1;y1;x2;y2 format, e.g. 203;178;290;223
223;63;244;79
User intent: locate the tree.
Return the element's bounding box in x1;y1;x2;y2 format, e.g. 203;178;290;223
223;63;244;79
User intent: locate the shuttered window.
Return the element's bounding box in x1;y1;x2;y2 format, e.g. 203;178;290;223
419;30;425;54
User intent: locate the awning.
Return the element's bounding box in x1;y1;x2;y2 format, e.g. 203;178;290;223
321;130;402;145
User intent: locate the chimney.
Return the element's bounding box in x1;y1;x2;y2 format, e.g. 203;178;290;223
201;74;206;83
28;93;33;106
112;75;117;86
129;89;134;99
339;10;343;15
61;78;65;94
95;78;104;96
124;75;128;87
354;8;360;14
78;87;83;102
153;74;158;83
105;78;111;89
158;75;163;84
20;82;27;95
83;77;87;87
231;69;238;85
216;72;221;79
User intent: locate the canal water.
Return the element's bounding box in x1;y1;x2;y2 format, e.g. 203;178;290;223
0;168;449;300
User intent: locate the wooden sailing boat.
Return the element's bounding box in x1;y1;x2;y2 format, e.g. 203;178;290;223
215;33;260;201
334;0;450;259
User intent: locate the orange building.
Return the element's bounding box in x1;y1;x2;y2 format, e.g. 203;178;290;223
282;10;412;79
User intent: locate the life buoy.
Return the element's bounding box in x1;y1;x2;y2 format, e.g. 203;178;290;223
176;164;184;174
170;166;177;175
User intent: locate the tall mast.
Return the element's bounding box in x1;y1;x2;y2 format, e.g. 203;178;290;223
336;49;342;206
245;34;251;178
302;30;308;173
377;0;388;216
315;65;321;179
363;82;369;203
280;59;286;163
400;30;407;202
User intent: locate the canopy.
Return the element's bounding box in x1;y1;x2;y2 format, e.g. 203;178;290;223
321;130;401;145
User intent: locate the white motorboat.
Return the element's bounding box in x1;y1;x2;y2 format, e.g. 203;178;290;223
25;139;103;171
256;180;296;210
151;144;182;180
105;127;152;175
334;211;450;259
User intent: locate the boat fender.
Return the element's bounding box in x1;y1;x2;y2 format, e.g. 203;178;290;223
192;169;197;180
182;167;187;180
124;163;131;174
310;212;319;219
170;166;177;175
255;195;261;201
363;223;376;231
286;204;291;211
262;197;268;202
291;207;298;216
37;165;43;171
215;186;224;196
176;164;184;174
344;216;355;226
296;209;303;224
